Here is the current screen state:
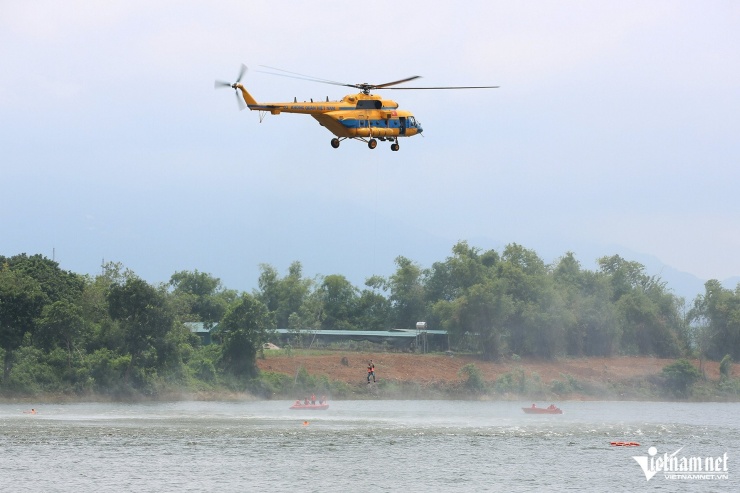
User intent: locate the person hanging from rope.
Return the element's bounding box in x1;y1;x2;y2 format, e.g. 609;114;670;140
367;359;376;383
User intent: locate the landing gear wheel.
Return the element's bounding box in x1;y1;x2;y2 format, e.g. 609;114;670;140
331;138;340;149
391;143;399;151
368;138;377;149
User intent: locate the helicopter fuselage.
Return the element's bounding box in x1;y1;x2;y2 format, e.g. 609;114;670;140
235;84;421;149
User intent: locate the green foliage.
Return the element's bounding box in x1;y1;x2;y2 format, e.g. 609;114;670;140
294;366;315;387
387;256;427;330
107;276;174;387
256;262;313;329
187;345;221;383
35;300;87;356
0;266;46;354
458;363;486;393
169;269;230;327
220;293;272;379
254;371;293;395
4;345;57;393
0;244;727;399
0;254;84;305
550;373;582;395
319;274;359;330
718;377;740;395
689;280;740;360
720;354;733;381
661;359;702;397
494;367;528;394
85;348;133;394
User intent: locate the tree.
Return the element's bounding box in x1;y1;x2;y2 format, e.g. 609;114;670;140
662;359;701;397
219;293;272;378
598;255;653;300
0;267;46;380
458;363;485;392
0;254;84;303
459;280;512;360
599;255;682;357
319;274;359;330
689;280;740;360
578;274;621;356
426;241;496;303
35;300;87;366
107;276;174;385
387;256;427;330
354;287;391;330
498;244;549;356
170;270;229;327
255;262;312;329
552;253;587;356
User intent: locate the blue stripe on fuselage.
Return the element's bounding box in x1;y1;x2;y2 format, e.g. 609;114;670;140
340;118;418;130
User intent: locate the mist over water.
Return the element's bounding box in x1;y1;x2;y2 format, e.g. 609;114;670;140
2;401;737;492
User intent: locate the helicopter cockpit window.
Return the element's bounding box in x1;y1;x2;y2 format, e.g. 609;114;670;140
356;100;382;110
408;117;417;127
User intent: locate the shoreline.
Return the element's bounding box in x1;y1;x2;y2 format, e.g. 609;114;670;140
3;392;739;404
3;353;737;404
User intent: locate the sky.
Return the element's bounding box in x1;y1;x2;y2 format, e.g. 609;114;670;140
2;1;739;300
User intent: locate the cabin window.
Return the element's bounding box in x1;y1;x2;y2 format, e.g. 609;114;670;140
356;100;382;110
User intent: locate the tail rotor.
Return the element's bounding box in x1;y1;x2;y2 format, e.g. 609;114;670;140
215;64;248;110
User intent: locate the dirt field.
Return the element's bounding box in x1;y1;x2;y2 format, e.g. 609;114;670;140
257;351;721;389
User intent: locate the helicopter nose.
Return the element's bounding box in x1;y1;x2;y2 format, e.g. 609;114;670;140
417;123;423;133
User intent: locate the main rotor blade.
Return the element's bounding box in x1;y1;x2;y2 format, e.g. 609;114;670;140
258;65;349;87
255;65;498;93
373;76;422;89
386;85;500;90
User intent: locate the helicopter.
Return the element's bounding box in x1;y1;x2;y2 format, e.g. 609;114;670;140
215;65;498;151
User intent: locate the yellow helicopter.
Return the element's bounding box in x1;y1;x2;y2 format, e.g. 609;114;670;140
215;65;498;151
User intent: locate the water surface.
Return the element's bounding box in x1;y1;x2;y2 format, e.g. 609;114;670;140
1;400;737;492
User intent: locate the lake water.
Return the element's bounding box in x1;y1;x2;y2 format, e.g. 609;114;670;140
1;400;737;492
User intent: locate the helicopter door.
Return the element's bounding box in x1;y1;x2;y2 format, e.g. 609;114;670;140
399;117;407;135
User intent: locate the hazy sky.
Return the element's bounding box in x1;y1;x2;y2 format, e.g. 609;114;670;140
2;1;739;295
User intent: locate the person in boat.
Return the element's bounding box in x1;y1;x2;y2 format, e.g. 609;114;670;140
319;395;326;405
367;360;376;383
531;403;536;408
311;394;316;405
304;397;309;405
548;404;556;410
294;400;301;406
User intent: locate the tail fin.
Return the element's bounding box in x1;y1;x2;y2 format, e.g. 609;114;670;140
235;84;257;107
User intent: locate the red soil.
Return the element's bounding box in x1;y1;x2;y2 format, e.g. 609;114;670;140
257;352;721;390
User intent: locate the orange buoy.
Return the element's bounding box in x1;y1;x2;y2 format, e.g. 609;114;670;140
302;421;309;426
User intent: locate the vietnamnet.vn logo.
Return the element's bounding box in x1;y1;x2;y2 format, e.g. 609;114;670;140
632;446;729;481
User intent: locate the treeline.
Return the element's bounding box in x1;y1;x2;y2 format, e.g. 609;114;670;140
1;242;739;396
